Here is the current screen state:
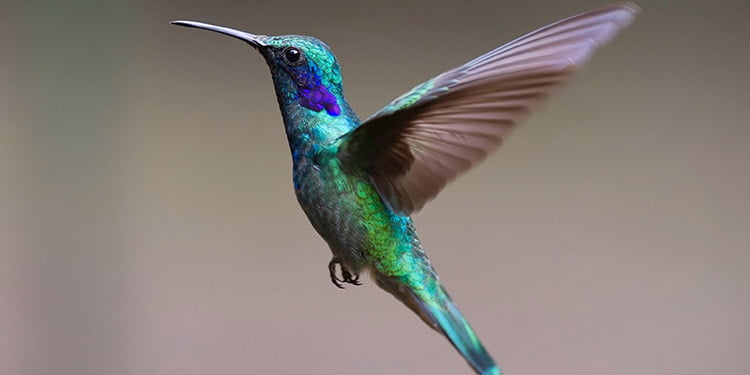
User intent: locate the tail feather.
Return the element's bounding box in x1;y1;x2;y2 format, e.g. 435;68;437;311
373;272;501;375
432;288;500;375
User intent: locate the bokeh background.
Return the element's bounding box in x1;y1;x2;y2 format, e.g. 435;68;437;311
2;0;749;374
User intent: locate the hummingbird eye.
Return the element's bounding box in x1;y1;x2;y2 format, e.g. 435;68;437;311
282;47;304;65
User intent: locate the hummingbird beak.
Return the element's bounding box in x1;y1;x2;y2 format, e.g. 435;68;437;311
170;20;268;50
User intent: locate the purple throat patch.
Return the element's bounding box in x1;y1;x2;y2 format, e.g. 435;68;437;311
298;84;341;116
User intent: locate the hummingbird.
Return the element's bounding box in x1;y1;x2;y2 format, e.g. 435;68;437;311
172;3;638;374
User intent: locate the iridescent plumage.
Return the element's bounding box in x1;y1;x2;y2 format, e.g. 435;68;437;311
172;3;638;374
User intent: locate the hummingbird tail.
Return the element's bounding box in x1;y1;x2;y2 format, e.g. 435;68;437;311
373;273;501;375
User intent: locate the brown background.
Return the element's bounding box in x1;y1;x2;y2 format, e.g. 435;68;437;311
2;0;748;374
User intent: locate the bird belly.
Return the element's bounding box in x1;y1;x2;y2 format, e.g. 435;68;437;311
292;158;427;279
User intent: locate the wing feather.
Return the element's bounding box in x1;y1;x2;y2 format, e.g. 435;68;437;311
339;3;639;214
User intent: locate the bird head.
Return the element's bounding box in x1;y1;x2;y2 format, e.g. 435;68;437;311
171;21;344;117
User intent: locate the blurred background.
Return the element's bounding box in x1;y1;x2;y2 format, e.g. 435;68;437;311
2;0;748;374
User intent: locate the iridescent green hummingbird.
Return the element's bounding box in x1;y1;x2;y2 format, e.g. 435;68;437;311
172;3;638;374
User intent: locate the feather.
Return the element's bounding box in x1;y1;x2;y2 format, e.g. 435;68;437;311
339;3;639;215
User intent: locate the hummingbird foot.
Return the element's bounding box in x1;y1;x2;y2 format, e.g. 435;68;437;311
328;257;362;289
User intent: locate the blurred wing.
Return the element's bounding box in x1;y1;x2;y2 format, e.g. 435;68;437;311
338;3;639;215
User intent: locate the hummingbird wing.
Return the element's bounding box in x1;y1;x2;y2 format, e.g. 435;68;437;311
338;3;639;215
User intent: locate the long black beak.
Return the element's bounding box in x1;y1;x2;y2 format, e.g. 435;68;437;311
170;20;268;49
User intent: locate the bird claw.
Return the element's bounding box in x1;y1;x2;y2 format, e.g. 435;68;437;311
328;258;362;289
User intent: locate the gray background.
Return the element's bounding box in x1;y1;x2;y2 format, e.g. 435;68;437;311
2;0;748;374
